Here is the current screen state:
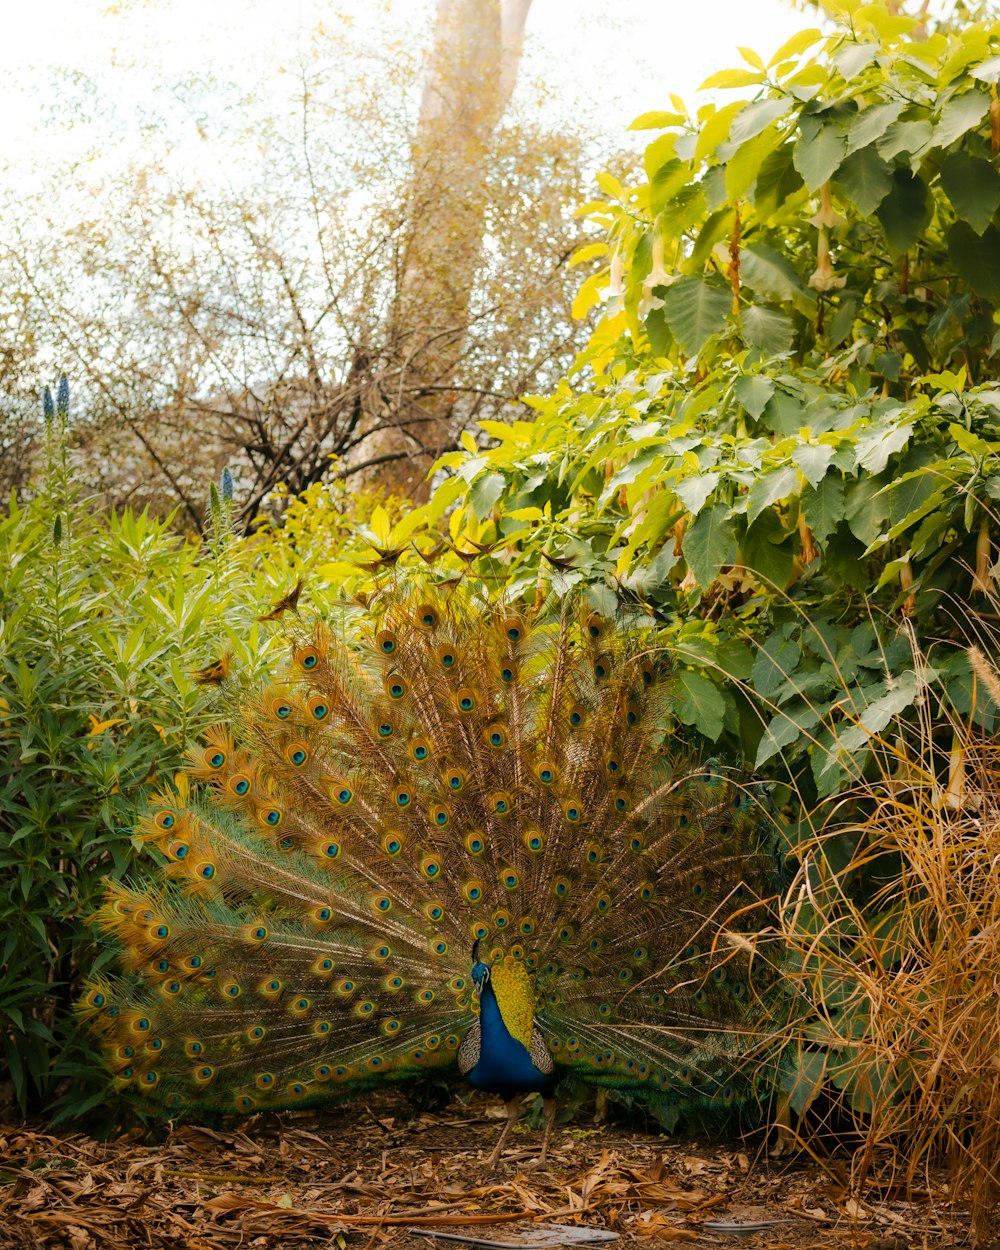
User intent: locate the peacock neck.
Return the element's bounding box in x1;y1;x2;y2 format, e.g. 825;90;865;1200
465;972;554;1096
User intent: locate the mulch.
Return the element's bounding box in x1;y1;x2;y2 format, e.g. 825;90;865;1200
0;1090;978;1249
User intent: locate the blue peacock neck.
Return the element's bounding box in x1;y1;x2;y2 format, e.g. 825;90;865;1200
464;957;555;1097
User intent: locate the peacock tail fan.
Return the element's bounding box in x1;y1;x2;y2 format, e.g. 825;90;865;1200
80;582;788;1119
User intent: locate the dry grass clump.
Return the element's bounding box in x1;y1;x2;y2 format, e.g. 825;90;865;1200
780;654;1000;1241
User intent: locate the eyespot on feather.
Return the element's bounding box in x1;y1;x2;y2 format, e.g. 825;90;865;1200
270;697;294;721
384;673;408;700
285;742;309;767
308;695;330;721
444;766;466;792
202;746;227;770
484;724;506;748
409;736;431;762
593;653;611;681
454;688;475;713
489;791;512;816
375;629;397;656
227;773;251;798
435;642;459;669
501;617;524;644
293;643;322;672
585;612;605;641
416;603;439;629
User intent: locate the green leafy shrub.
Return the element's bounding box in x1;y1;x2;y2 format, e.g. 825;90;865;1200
421;5;1000;801
0;389;280;1119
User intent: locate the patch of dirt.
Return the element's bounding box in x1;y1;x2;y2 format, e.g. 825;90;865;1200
0;1092;974;1249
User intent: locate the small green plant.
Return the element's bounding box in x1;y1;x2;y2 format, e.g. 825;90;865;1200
0;381;277;1120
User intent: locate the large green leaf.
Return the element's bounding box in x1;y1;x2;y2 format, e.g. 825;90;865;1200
793;125;847;191
939;151;1000;235
734;374;775;419
934;88;989;148
683;502;737;587
740;243;808;302
833;146;893;215
801;473;846;545
843;100;905;157
947;221;1000;300
725;97;790;148
793;443;837;487
673;669;726;741
468;472;506;520
877;118;933;161
876;168;930;252
661;275;731;356
740;508;795;587
752;143;803;218
747;464;799;525
751;631;801;700
740;304;795;355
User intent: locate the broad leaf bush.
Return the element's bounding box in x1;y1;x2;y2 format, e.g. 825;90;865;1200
424;4;1000;801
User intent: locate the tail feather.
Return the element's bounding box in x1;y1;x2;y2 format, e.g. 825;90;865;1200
81;584;784;1114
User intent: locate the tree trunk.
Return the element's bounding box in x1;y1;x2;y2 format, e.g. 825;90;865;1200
367;0;533;500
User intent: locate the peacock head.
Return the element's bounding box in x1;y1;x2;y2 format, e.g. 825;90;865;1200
470;938;490;1000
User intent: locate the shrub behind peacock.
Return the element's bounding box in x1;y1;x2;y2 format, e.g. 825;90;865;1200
81;584;786;1160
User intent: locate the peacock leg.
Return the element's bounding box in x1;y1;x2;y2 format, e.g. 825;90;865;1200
538;1096;557;1166
485;1095;522;1167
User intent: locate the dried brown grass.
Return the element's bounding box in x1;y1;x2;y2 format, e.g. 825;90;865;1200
779;652;1000;1241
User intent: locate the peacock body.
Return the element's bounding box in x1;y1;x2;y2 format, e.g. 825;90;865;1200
82;586;783;1158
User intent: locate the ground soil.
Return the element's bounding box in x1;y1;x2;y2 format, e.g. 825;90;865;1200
0;1091;982;1250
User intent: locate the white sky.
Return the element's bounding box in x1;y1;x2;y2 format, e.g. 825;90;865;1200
1;0;808;174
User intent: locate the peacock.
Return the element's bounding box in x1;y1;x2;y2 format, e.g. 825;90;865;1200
81;583;784;1164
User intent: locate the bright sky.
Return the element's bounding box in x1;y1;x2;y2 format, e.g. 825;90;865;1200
1;0;807;174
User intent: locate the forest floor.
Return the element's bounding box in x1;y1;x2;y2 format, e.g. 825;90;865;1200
0;1090;984;1250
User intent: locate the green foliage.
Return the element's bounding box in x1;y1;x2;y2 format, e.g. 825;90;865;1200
422;5;1000;799
0;393;280;1120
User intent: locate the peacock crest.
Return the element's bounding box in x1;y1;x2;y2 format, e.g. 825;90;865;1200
80;583;784;1150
